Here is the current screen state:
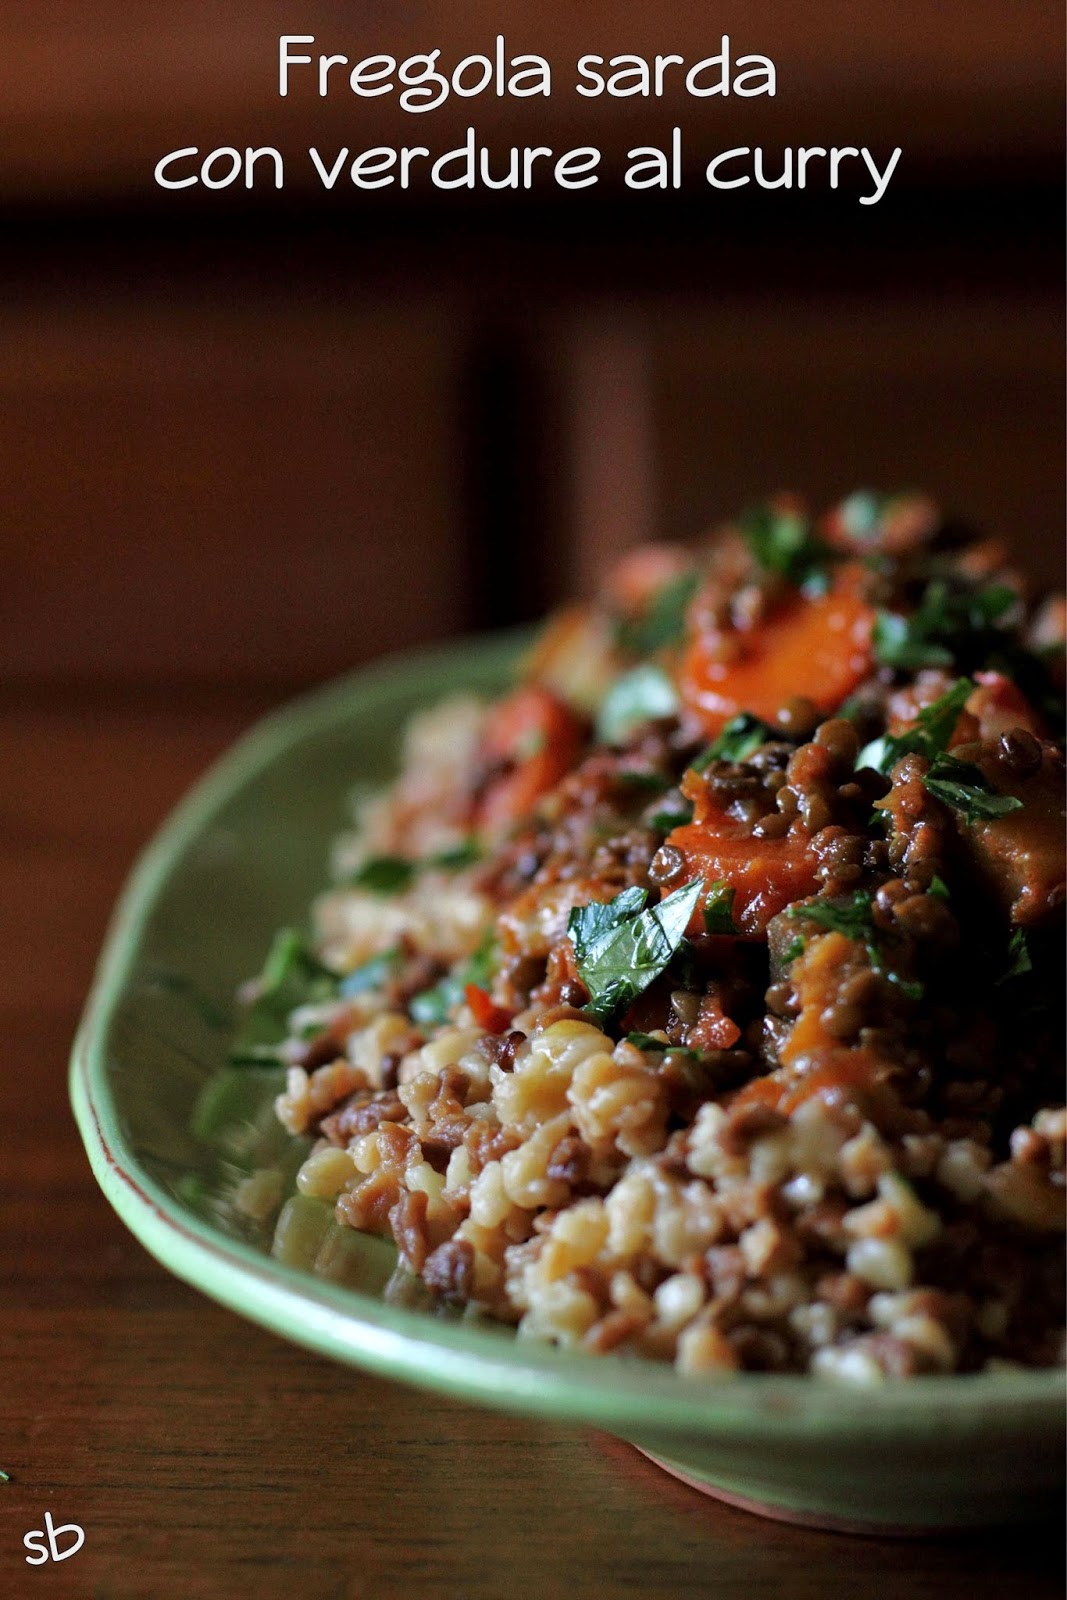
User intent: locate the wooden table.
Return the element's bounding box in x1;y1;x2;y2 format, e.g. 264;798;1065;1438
1;689;1063;1599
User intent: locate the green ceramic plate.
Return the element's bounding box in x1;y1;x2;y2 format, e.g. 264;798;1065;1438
71;634;1064;1532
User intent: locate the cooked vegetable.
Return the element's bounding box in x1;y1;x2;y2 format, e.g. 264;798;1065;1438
680;586;874;736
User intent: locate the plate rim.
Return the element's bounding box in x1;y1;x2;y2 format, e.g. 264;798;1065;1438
70;633;1066;1444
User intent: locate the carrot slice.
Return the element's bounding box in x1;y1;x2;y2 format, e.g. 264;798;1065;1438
680;589;874;735
667;820;822;937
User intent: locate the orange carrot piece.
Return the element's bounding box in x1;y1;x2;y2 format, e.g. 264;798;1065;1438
680;589;874;735
667;820;822;937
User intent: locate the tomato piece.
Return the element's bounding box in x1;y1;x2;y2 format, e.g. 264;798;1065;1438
474;685;584;830
680;589;874;735
464;984;514;1034
687;993;742;1051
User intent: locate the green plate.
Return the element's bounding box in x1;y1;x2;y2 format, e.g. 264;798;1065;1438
71;634;1065;1532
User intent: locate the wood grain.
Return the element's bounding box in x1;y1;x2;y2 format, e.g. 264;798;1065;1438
0;692;1063;1597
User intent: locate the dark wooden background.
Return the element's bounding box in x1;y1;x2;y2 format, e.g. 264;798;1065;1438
0;3;1063;1593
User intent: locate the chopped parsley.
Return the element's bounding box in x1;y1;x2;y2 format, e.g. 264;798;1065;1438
427;838;482;870
857;678;972;775
923;755;1024;824
787;890;922;1000
347;839;482;891
596;664;679;745
568;877;704;1025
346;855;416;893
702;879;739;936
616;769;670;793
740;501;835;592
788;891;877;942
873;579;1017;672
616;570;699;656
782;934;806;963
645;790;694;833
339;947;402;999
625;1032;701;1063
998;929;1033;985
410;932;497;1029
229;929;337;1064
696;711;780;768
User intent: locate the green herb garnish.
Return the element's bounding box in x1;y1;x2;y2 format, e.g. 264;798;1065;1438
625;1032;701;1063
347;855;417;894
347;839;481;890
696;710;780;768
645;791;694;833
702;879;738;935
229;930;337;1065
409;932;497;1029
426;838;482;870
873;580;1016;672
616;570;699;656
923;755;1024;824
596;664;680;746
568;877;704;1025
782;935;806;963
787;891;922;999
857;678;972;775
740;501;834;591
998;929;1033;985
788;891;877;942
339;947;402;999
617;769;670;793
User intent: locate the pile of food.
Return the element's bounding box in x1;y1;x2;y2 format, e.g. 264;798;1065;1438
234;492;1066;1381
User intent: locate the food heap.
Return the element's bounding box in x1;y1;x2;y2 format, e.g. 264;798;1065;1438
236;493;1066;1380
